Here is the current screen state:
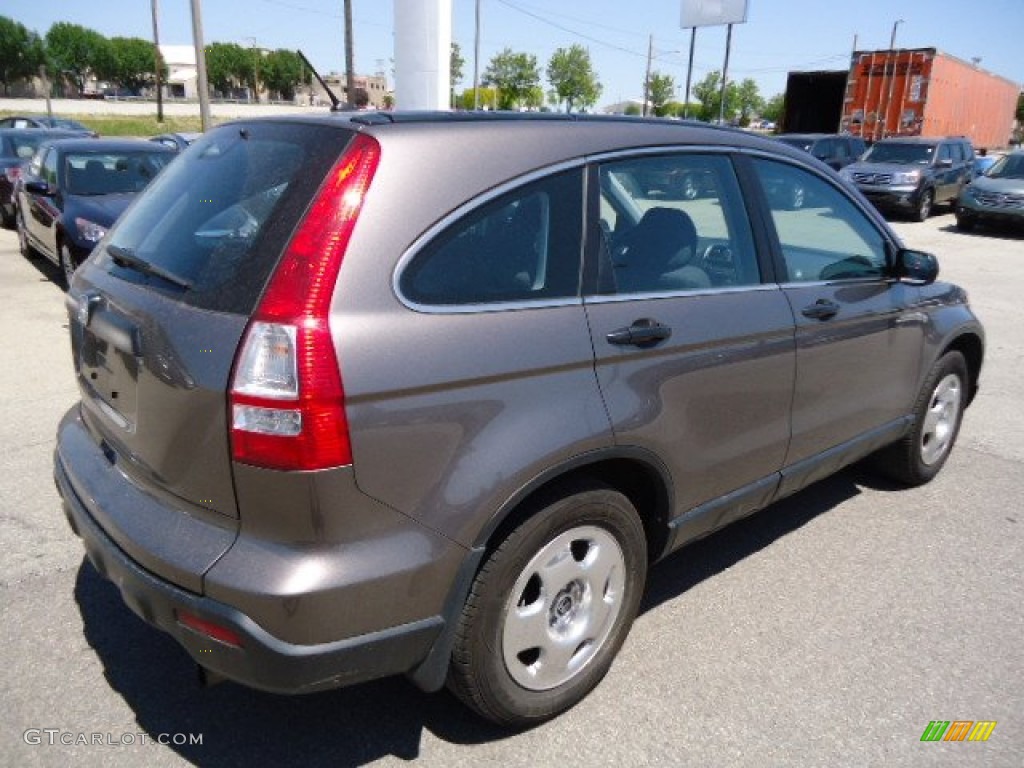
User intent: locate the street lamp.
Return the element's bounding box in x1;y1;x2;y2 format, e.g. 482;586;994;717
643;37;680;117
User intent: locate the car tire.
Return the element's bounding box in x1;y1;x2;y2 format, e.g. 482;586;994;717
447;483;647;726
59;243;76;291
679;174;700;200
955;213;975;232
875;351;967;486
15;208;37;259
789;183;806;210
914;189;933;222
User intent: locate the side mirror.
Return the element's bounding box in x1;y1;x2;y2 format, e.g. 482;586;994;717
894;248;939;285
24;179;53;196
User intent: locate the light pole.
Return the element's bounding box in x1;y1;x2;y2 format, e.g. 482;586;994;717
881;19;903;139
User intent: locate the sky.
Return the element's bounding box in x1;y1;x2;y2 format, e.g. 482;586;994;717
4;0;1023;108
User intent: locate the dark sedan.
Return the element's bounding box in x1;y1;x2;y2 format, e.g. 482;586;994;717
0;115;97;137
1;129;84;228
15;138;175;288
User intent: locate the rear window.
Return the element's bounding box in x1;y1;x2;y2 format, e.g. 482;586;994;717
64;151;173;195
95;122;353;314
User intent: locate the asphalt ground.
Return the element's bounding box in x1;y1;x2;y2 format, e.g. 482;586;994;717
0;210;1021;767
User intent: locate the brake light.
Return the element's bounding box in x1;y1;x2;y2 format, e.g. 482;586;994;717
230;134;380;470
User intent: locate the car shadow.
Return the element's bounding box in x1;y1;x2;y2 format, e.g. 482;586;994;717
74;465;872;764
20;249;66;288
938;222;1024;241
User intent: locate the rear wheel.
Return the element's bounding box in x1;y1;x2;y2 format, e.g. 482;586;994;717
447;484;647;725
875;351;967;486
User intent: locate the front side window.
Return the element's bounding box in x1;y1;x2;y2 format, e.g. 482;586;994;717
400;169;583;307
595;153;760;294
752;158;887;283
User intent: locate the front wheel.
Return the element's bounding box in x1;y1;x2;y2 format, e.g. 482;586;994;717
914;189;933;222
875;351;968;486
447;484;647;725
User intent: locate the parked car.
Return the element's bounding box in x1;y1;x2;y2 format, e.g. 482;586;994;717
955;149;1024;232
0;115;97;137
55;113;984;726
149;132;202;152
776;133;867;171
1;129;84;228
14;138;175;287
839;136;975;221
972;153;1000;178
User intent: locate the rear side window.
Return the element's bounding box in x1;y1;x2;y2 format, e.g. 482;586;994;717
400;169;583;307
97;122;354;314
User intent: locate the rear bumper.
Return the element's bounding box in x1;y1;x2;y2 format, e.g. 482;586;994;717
54;406;462;694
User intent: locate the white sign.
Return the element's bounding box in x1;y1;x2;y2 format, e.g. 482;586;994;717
680;0;749;28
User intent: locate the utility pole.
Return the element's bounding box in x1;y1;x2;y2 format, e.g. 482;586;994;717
683;27;696;119
718;23;733;125
190;0;212;131
643;34;653;117
882;19;903;139
343;0;356;109
838;33;857;133
151;0;164;122
245;36;259;102
473;0;481;110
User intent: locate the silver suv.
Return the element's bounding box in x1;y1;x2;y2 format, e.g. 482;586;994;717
55;113;984;725
840;136;975;221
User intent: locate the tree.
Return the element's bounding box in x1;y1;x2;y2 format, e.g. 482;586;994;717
45;22;114;94
458;86;498;110
648;71;675;117
450;42;464;89
262;49;307;100
761;92;785;124
734;78;764;125
204;42;252;96
108;36;163;92
1016;91;1024;123
483;48;540;110
546;44;602;113
0;16;46;96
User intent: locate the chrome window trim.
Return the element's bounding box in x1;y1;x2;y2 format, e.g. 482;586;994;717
584;283;782;305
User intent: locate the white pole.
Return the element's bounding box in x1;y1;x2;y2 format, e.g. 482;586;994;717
394;0;452;110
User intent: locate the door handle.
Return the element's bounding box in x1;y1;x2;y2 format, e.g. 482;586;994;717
606;318;672;347
801;299;840;320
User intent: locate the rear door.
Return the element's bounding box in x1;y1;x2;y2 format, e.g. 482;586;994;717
67;122;355;521
746;156;925;493
583;151;796;529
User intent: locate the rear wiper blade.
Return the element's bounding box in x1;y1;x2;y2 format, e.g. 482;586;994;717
107;244;192;290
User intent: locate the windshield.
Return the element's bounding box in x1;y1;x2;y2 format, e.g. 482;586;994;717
65;151;174;195
862;142;935;165
986;154;1024;179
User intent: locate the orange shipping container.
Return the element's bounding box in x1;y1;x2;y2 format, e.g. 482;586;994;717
842;48;1019;149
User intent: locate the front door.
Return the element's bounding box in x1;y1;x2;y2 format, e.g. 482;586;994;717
584;151;796;530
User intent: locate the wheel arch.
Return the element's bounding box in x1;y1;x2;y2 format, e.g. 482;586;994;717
942;332;984;406
473;447;674;565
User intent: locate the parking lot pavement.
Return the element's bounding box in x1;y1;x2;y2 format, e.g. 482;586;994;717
1;214;1022;767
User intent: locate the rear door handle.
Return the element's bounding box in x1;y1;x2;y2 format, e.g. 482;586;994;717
606;318;672;347
801;299;840;321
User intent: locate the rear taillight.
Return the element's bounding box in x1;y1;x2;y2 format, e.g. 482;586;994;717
230;133;380;471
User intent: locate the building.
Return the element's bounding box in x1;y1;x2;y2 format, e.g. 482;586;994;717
313;73;390;109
